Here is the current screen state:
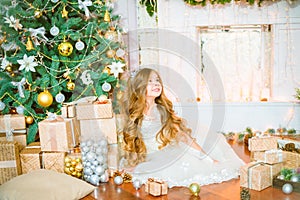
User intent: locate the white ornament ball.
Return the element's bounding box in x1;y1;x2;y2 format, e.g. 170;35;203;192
16;106;24;114
132;179;142;190
92;160;99;166
277;175;285;180
55;93;65;103
282;183;293;194
81;146;90;153
102;81;111;92
100;171;109;182
96;155;105;164
86;152;96;161
0;101;5;111
51;0;59;3
83;167;93;176
95;165;105;175
75;41;85;51
114;176;123;185
116;48;125;57
86;139;94;147
290;175;299;182
89;175;100;186
85;161;92;168
50;26;59;36
95;147;103;155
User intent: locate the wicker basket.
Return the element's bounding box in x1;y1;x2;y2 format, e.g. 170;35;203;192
0;141;22;185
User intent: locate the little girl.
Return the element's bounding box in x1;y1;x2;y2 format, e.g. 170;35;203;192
119;68;245;187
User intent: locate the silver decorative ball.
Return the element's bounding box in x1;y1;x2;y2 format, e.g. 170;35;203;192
99;171;109;182
282;183;293;194
86;152;96;161
89;175;100;186
132;179;142;190
290;175;299;183
102;81;111;92
16;106;24;114
75;41;85;51
0;101;5;111
55;93;65;103
95;165;105;175
114;176;123;185
50;26;59;36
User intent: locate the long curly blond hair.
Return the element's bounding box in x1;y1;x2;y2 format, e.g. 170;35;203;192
119;68;191;167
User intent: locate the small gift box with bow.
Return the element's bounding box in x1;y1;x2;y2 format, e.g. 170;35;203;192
145;178;168;196
0;114;27;147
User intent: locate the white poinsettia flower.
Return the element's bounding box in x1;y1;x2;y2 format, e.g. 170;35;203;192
1;57;10;70
4;16;23;31
17;54;38;72
108;61;125;77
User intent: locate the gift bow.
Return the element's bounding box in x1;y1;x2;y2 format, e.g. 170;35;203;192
28;27;49;41
11;77;26;98
46;112;63;122
78;0;92;18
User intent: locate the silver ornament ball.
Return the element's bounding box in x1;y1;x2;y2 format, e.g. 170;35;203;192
102;82;111;92
132;179;142;190
290;175;300;183
0;101;5;111
55;93;65;103
75;41;85;51
114;176;123;185
50;26;59;36
16;106;24;114
282;183;293;194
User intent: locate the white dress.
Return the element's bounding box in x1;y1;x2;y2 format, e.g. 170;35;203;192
131;105;245;187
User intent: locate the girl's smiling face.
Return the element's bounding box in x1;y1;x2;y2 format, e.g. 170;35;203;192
146;71;162;98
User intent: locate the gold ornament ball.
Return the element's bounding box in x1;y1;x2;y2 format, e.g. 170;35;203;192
5;66;12;72
189;183;201;196
106;49;116;58
37;91;53;107
34;10;43;18
102;66;111;74
67;81;75;91
58;42;73;56
25;116;34;125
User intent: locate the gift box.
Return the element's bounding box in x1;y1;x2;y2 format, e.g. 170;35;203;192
20;145;42;174
0;114;26;147
43;151;66;173
0;141;22;185
145;178;168;196
240;162;272;191
76;99;113;120
251;149;285;164
80;116;117;144
39;117;80;152
248;136;278;151
265;162;283;178
61;103;76;118
282;151;300;169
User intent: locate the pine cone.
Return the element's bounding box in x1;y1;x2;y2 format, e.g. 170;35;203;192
122;172;132;183
240;187;250;200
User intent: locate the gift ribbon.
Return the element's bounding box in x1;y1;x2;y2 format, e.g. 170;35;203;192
11;77;26;98
4;115;13;142
0;160;16;168
78;0;92;17
247;162;264;189
28;27;49;41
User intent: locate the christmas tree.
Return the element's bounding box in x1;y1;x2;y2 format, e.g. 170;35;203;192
0;0;127;143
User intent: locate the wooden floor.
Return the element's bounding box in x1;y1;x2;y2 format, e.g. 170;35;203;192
82;139;300;200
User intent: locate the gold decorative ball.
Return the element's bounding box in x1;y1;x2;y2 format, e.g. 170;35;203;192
106;49;116;58
34;10;43;18
5;66;12;72
25;116;34;125
37;91;53;107
58;42;73;56
189;183;201;196
66;81;75;91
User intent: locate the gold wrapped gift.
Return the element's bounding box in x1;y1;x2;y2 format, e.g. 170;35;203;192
0;141;22;185
248;136;278;151
240;162;272;191
145;178;168;196
76;99;113;120
0;114;26;147
251;149;285;164
38;117;80;152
